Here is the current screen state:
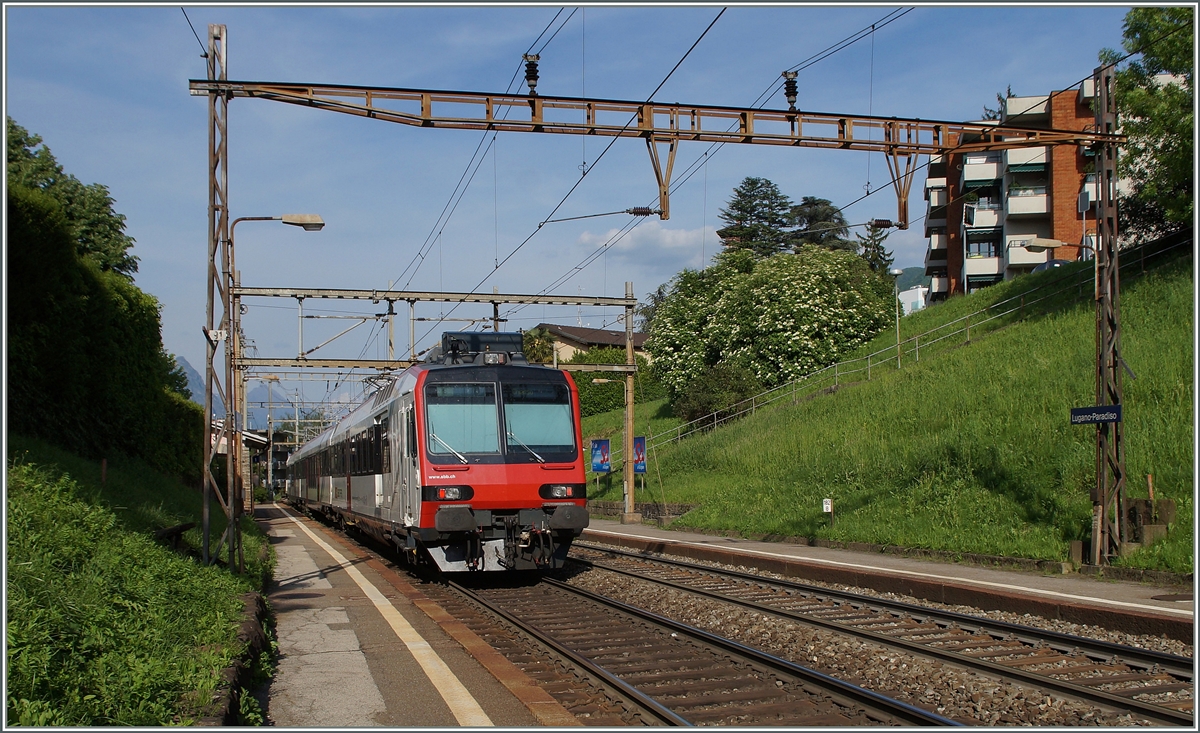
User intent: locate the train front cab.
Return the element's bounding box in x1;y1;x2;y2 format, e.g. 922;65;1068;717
410;363;588;571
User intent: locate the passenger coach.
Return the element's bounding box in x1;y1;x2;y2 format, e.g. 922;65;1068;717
285;332;589;571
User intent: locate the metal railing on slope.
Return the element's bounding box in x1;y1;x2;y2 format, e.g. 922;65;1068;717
600;229;1192;466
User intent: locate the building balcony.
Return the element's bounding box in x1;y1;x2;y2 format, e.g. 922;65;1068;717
924;245;948;270
1006;190;1049;215
924;177;947;197
962;160;1001;183
964;256;1003;276
1004;146;1049;173
1005;95;1049;119
930;276;949;294
964;206;1000;228
926;187;948;206
929;231;948;250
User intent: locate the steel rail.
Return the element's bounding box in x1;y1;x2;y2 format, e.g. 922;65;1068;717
572;547;1194;726
541;578;961;726
446;580;692;726
574;544;1193;676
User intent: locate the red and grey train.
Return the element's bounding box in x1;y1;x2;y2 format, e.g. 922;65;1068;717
284;332;589;571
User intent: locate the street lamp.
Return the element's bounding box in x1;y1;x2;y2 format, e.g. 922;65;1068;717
888;268;905;368
211;213;323;572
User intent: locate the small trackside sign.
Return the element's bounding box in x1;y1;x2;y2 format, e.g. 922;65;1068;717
1070;405;1122;425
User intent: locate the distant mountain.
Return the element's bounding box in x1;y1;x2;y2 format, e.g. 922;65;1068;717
244;382;293;432
896;266;931;292
177;356;223;417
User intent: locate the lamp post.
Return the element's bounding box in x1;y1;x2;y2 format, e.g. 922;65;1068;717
213;213;323;572
888;268;905;368
263;375;280;501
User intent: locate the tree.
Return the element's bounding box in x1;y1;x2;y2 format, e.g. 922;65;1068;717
788;196;854;252
6;117;138;276
647;245;892;400
715;177;794;258
1100;7;1193;239
856;223;894;273
521;327;554;363
981;85;1015;121
635;282;670;334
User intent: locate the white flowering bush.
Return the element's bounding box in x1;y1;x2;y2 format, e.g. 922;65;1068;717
646;246;892;397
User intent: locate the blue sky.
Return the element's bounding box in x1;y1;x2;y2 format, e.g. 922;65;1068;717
5;3;1131;410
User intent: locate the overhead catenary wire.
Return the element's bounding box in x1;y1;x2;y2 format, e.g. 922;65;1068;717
505;8;912;321
385;7;571;293
413;7;728;347
316;8;574;404
180;7;208;58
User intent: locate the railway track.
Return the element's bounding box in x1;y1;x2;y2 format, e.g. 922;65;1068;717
444;576;959;726
570;542;1195;726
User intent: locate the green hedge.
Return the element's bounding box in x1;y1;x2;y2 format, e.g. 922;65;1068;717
7;185;202;482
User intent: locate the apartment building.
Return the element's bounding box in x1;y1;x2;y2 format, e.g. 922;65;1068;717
924;85;1097;300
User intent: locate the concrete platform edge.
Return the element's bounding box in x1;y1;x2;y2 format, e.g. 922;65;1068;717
314;525;581;727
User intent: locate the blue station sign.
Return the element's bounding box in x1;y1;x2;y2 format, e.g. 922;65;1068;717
1070;405;1123;425
591;439;611;473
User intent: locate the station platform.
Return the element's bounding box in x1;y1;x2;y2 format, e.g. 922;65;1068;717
581;519;1194;642
255;504;578;727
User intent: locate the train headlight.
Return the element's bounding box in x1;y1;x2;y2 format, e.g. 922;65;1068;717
483;352;507;365
539;483;586;499
422;485;475;501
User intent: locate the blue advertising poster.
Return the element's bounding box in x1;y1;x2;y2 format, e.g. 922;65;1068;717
633;437;646;474
591;439;611;473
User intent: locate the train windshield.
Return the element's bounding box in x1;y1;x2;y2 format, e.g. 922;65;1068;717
425;383;500;456
502;383;576;457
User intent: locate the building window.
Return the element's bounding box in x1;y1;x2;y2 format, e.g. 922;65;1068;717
967;240;1000;258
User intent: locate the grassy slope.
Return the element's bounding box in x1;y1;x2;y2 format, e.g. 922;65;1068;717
6;436;273;725
586;257;1193;572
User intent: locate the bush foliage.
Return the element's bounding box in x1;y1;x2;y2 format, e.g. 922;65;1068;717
648;246;893;400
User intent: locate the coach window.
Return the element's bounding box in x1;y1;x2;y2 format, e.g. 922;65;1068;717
425;383;500;457
380;419;391;473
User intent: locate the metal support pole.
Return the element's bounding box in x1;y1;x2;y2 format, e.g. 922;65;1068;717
267;380;274;498
621;281;640;524
1092;63;1126;564
493;286;500;332
297;297;304;359
387;297;395;361
202;23;230;567
895;281;901;368
409;300;416;361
